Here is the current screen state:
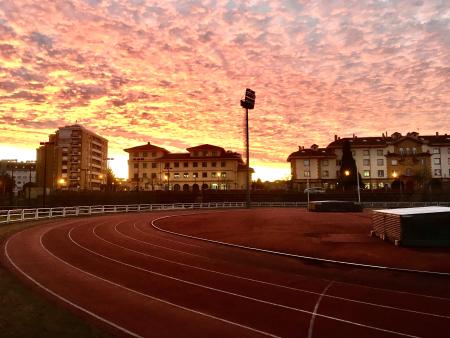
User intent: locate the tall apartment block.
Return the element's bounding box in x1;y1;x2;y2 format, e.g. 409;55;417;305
36;124;108;191
124;143;252;191
288;131;450;191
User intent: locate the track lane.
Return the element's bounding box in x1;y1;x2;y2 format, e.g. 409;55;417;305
3;210;450;338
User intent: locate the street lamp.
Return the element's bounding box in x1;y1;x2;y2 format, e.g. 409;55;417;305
40;141;54;207
344;169;361;203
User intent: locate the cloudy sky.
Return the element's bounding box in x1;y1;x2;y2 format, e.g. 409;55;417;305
0;0;449;180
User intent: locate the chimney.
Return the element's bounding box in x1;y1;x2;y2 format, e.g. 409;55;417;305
436;131;439;136
352;134;355;139
147;141;151;145
334;135;338;141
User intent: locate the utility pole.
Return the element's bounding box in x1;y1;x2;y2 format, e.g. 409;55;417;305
240;88;255;208
40;142;54;207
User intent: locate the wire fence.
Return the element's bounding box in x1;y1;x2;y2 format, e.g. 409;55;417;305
1;201;449;225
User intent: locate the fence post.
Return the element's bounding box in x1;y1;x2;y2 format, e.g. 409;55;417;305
63;208;66;217
75;207;79;216
35;209;39;220
49;208;53;218
126;205;129;213
138;204;141;212
6;210;11;223
21;209;25;221
89;206;92;215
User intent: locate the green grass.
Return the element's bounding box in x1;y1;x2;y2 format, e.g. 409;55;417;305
0;221;110;338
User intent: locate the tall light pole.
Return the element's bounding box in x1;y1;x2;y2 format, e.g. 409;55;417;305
345;169;361;203
240;88;255;208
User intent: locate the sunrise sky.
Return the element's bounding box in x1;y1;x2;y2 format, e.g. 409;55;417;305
0;1;449;180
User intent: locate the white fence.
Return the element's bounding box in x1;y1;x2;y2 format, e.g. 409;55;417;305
1;201;449;225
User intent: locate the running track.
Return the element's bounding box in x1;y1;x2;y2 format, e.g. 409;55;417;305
2;210;450;338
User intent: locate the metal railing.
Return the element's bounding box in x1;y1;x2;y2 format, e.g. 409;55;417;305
0;201;449;225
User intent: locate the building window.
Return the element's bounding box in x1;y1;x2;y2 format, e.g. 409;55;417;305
377;159;384;166
363;170;370;177
143;173;147;178
434;169;442;176
377;170;384;178
363;159;370;166
184;162;188;167
448;158;450;165
212;162;217;167
412;148;417;154
221;172;226;178
143;152;148;157
399;148;404;155
134;163;139;169
406;168;413;176
174;173;180;179
322;160;329;166
433;148;440;154
304;171;310;177
202;162;207;168
174;162;179;168
212;151;217;156
303;160;310;166
322;170;329;177
202;172;207;178
391;159;398;165
448;147;450;154
212;172;217;178
143;163;147;169
133;152;139;157
193;162;198;167
134;173;138;179
193;151;198;157
164;163;170;169
434;158;441;165
336;160;342;166
377;149;383;156
193;172;198;178
221;161;226;167
152;163;157;168
152;152;156;157
363;150;369;156
151;173;157;179
183;173;189;178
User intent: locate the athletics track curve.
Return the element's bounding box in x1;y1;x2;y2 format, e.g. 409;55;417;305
2;209;450;338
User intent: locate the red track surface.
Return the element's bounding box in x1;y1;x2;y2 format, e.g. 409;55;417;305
2;209;450;338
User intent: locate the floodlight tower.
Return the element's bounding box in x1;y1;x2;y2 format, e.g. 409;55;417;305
240;88;255;208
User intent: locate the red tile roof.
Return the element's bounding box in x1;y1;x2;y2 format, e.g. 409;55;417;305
287;148;336;161
124;142;169;153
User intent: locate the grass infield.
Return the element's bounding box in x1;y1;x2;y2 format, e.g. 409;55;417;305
0;221;109;338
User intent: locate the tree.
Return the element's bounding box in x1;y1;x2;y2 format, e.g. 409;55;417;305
0;173;14;195
106;168;116;192
337;140;359;191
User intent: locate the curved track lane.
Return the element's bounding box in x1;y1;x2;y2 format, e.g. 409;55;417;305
2;210;450;338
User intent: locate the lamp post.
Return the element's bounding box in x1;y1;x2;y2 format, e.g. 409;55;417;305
106;157;114;192
392;171;402;194
40;141;54;207
345;169;361;203
240;88;255;208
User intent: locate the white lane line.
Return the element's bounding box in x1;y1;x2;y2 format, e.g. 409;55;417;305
151;213;450;298
4;230;143;338
131;221;203;248
307;281;334;338
99;223;450;320
70;224;420;338
41;228;280;337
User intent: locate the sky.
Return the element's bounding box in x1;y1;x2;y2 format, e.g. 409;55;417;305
0;0;449;180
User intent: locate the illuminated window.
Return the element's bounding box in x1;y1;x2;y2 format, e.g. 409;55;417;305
193;172;198;178
304;171;310;177
363;170;370;177
174;173;180;179
434;169;441;176
391;159;398;165
183;173;189;178
303;160;310;166
212;172;217;178
434;158;441;165
221;172;227;178
433;148;440;154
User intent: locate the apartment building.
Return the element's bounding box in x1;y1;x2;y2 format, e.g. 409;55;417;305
36;124;108;191
288;132;450;191
124;143;251;191
0;160;36;195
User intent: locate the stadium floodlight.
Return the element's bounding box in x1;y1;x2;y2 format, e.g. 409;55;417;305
240;88;255;208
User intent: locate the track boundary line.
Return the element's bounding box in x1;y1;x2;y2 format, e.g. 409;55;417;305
3;228;143;338
150;213;450;277
103;221;450;319
68;222;420;337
